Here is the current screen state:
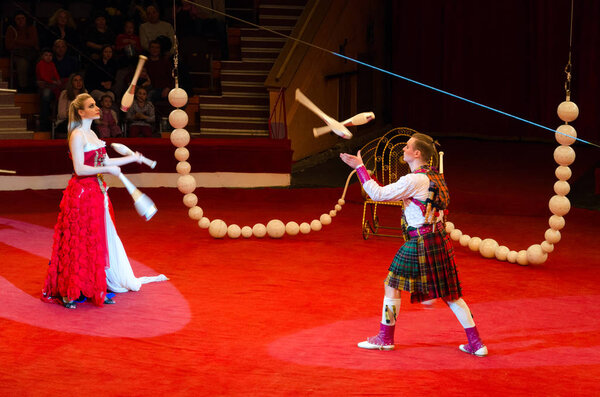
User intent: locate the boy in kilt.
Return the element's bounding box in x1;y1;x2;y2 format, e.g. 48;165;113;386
340;132;487;357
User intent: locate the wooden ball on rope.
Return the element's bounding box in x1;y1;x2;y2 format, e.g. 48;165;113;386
209;219;227;238
557;101;579;122
334;204;342;212
555;124;577;146
449;228;462;241
319;214;332;225
170;128;190;148
507;250;518;263
468;237;482;252
175;147;190;161
285;221;300;236
266;219;285;238
198;217;210;229
168;87;188;108
553;180;570;196
183;193;198;208
479;238;499;259
554;145;576;166
176;161;191;175
549;195;571;217
299;222;311;234
310;219;322;231
177;174;196;194
495;245;510;261
169;109;189;129
338;199;345;206
241;226;253;238
227;224;241;239
459;234;471;247
516;250;528;266
555;166;572;181
549;215;565;231
544;228;562;244
329;210;337;217
188;206;203;220
541;241;554;253
526;244;548;265
445;222;455;233
252;223;267;238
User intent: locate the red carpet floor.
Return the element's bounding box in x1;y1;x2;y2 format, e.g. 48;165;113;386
1;139;599;396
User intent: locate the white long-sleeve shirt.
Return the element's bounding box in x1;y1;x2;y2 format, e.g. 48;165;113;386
362;173;430;228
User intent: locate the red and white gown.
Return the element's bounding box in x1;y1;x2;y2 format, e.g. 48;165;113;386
43;139;166;305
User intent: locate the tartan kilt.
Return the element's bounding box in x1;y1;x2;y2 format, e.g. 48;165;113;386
385;229;462;303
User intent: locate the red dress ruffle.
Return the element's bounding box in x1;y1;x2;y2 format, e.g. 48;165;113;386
42;147;110;306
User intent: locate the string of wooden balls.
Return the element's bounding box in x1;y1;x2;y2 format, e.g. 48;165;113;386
444;99;578;266
167;90;350;239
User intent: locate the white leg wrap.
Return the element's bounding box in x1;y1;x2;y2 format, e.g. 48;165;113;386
381;297;401;326
447;298;476;328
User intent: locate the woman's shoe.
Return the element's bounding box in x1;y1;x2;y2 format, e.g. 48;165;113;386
104;297;116;304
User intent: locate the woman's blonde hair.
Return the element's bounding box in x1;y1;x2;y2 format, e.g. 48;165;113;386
68;93;93;137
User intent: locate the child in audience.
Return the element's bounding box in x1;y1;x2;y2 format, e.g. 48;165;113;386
126;87;155;137
95;94;122;138
36;48;63;131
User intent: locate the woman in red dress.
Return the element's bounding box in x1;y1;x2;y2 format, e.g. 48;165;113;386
42;93;143;309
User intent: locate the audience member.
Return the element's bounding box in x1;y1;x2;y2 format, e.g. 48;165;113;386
181;0;228;60
41;9;80;52
55;73;87;136
53;39;80;83
84;12;116;61
115;20;142;62
36;48;63;131
86;45;118;103
145;40;174;103
94;94;122;138
126;87;155;137
139;5;174;53
5;11;39;91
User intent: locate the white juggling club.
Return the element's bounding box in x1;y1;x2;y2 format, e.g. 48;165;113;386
118;173;157;221
120;55;148;112
111;143;157;169
295;89;352;140
313;112;375;137
0;169;16;174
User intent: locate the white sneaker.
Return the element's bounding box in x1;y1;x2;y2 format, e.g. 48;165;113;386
459;344;488;357
357;340;395;351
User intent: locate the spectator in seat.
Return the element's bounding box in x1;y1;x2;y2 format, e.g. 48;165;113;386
115;20;142;63
55;73;88;137
5;11;39;92
84;12;116;61
139;5;174;53
145;40;174;104
94;94;122;138
41;9;80;53
36;48;63;131
126;87;155;138
86;45;118;103
53;39;80;84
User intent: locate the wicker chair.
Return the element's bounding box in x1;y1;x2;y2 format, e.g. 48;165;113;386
360;127;418;239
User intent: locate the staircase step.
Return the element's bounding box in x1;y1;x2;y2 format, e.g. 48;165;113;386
0;107;22;117
220;72;267;83
192;128;269;137
221;81;268;94
197;95;269;106
0;118;27;129
221;60;274;72
259;4;305;17
259;16;300;27
241;36;287;48
199;106;268;118
259;0;307;7
0;130;35;139
0;93;16;106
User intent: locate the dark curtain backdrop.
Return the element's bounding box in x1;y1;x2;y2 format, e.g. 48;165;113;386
390;0;600;142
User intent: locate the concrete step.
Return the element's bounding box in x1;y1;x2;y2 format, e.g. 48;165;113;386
259;15;302;27
259;4;304;17
220;72;267;83
221;60;274;72
0;93;16;106
193;127;269;137
197;95;269;106
241;36;287;48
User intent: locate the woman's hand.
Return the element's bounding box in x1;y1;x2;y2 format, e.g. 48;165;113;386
106;165;121;176
339;150;364;169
